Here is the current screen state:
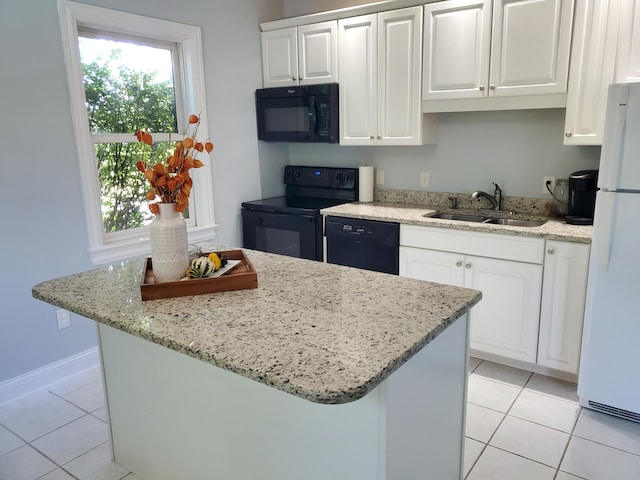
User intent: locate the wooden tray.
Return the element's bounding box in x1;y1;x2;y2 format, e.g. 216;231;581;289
140;249;258;301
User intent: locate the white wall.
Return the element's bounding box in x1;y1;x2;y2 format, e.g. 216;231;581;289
0;0;281;383
289;109;601;198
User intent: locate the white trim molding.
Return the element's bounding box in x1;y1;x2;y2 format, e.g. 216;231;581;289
57;0;216;266
0;347;100;407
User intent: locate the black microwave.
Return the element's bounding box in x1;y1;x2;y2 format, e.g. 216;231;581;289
256;83;339;143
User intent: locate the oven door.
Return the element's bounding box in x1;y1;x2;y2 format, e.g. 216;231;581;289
241;209;321;261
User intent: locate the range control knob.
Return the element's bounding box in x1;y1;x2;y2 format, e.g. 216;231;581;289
336;173;343;181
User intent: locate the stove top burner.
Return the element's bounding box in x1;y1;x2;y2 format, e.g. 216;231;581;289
241;166;360;215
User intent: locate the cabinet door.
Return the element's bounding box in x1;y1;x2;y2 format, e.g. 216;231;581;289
490;0;573;97
377;6;424;144
466;256;542;363
423;0;492;100
615;0;640;83
399;246;465;286
298;21;338;85
338;14;378;145
538;241;590;374
261;28;298;87
564;0;621;145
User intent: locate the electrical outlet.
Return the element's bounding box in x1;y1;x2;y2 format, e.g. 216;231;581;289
376;170;385;186
420;172;430;188
543;176;556;195
56;309;71;330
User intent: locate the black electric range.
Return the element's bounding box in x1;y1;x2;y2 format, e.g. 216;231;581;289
241;166;359;261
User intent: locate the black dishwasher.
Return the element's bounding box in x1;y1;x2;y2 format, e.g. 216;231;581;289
325;216;399;274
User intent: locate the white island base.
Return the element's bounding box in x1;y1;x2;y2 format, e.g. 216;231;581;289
98;313;469;480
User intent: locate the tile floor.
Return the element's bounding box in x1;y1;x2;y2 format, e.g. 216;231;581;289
465;357;640;479
1;359;639;479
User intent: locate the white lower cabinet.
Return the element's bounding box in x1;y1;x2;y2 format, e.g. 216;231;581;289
400;226;590;375
400;225;544;364
400;245;542;363
538;240;591;374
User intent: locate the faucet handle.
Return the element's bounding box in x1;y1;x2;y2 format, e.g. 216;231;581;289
449;196;459;209
493;182;502;194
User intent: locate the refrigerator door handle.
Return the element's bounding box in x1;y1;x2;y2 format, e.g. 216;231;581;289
595;192;615;271
598;84;629;190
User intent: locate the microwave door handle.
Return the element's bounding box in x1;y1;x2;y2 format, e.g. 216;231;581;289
309;96;317;134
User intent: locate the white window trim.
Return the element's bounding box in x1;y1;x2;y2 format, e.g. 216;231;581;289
58;0;216;266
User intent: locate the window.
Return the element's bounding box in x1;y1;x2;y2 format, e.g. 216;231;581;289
58;1;216;265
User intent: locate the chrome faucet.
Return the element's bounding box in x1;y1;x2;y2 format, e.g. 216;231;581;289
472;183;502;210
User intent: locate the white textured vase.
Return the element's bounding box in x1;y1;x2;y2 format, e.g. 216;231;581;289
150;203;189;283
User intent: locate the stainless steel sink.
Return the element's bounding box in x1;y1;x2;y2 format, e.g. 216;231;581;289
426;212;547;227
427;212;489;222
484;218;547;227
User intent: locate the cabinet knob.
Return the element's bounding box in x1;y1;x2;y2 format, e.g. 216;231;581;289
465;263;471;269
456;261;462;267
377;135;382;140
479;85;485;91
291;76;296;81
565;131;572;138
298;76;303;81
369;135;375;140
547;248;555;255
489;84;496;90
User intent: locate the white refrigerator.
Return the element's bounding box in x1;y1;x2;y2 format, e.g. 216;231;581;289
578;83;640;421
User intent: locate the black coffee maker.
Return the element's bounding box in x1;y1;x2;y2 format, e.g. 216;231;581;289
566;170;599;225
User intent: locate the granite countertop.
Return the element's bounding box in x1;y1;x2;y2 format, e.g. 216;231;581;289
32;249;481;405
321;202;592;244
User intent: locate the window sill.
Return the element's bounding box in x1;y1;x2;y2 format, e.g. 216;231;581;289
89;224;219;266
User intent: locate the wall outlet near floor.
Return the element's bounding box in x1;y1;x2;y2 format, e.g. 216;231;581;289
56;309;71;330
543;176;556;195
420;172;430;188
376;169;385;186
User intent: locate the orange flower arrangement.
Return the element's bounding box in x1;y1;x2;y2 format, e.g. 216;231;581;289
135;114;213;214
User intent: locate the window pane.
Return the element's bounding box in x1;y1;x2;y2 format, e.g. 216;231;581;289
79;36;177;134
97;142;191;233
97;142;153;233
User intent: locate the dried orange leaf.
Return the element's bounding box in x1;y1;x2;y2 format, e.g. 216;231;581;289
149;203;159;215
188;114;199;124
194;142;204;152
193;159;204;168
204;142;214;153
182;137;194;149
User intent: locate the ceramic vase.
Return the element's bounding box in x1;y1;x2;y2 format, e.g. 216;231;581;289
150;203;189;283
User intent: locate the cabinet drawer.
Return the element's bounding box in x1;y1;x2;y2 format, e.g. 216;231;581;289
400;225;544;264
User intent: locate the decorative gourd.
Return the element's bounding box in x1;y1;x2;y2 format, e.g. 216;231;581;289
187;257;215;278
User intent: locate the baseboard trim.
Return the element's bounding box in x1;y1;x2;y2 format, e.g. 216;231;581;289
0;347;100;407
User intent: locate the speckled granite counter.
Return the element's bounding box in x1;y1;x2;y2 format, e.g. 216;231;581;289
321;201;592;244
32;248;481;405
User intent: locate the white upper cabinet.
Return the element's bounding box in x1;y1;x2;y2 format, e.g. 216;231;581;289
490;0;573;96
423;0;574;111
564;0;622;145
338;14;378;144
261;21;338;88
339;6;436;145
423;0;492;100
615;0;640;83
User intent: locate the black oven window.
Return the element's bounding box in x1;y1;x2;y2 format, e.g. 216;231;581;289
258;227;301;258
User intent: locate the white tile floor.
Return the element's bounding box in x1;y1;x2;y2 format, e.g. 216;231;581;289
1;359;639;479
465;358;640;480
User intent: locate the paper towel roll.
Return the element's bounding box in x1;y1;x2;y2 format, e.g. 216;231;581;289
359;165;374;202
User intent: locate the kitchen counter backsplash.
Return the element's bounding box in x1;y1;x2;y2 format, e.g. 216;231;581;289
375;188;553;216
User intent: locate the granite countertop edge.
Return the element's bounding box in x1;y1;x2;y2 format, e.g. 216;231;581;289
321;202;592;244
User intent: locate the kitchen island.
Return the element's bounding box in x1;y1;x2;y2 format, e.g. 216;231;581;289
33;249;481;480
